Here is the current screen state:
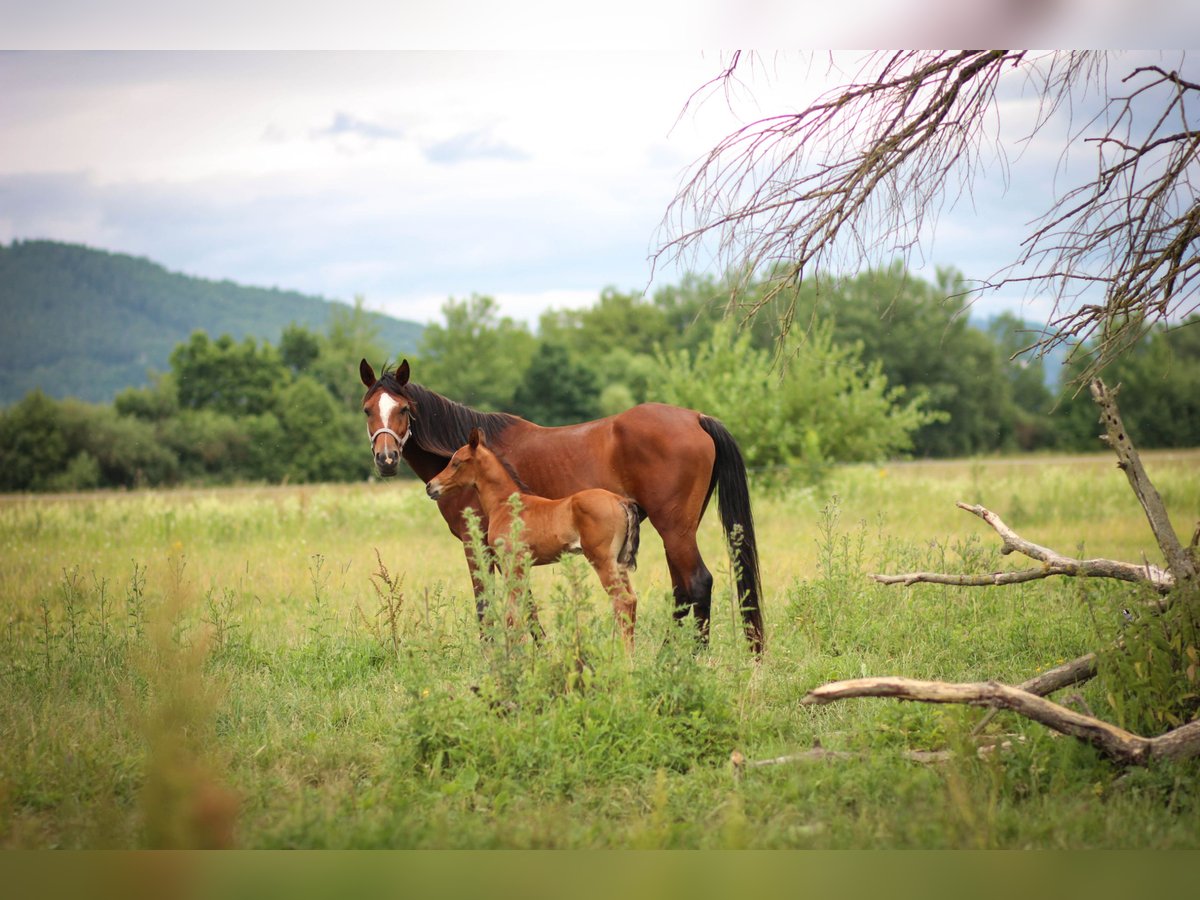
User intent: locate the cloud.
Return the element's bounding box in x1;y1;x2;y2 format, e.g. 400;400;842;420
310;111;402;142
423;129;530;165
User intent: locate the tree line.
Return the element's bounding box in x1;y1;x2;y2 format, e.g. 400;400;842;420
2;265;1198;492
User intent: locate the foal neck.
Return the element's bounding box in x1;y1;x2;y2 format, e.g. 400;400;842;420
470;448;524;514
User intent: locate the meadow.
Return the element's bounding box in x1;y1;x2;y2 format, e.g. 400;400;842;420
2;450;1199;848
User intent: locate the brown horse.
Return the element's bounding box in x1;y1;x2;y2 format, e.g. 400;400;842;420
427;427;642;647
360;358;764;653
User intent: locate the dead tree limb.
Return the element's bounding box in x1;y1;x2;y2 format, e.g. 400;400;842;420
1091;379;1199;594
801;677;1200;765
972;652;1099;736
870;501;1174;595
729;745;952;780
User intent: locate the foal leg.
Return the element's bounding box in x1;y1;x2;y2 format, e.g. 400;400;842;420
464;542;541;640
463;540;492;626
600;565;638;651
582;547;637;651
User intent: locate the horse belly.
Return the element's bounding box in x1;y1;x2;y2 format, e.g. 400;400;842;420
527;527;582;565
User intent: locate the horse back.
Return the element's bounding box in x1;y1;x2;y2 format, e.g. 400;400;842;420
500;403;715;505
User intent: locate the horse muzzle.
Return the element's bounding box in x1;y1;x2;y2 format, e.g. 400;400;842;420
374;452;400;477
425;481;442;500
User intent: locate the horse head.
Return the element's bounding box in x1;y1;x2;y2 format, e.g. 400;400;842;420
360;358;413;477
425;427;485;500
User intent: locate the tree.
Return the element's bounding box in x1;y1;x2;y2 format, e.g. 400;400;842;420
170;332;284;417
1056;315;1200;450
280;323;322;376
540;288;672;358
658;51;1200;382
812;265;1018;456
0;391;69;491
314;297;389;407
808;381;1200;765
985;312;1057;451
417;295;536;411
276;375;367;483
510;341;600;426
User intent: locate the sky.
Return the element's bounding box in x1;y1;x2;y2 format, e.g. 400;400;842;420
2;14;1197;332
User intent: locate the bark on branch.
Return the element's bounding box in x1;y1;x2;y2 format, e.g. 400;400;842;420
800;676;1200;765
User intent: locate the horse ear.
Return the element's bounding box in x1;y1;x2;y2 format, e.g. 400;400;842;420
359;359;376;388
468;427;483;449
396;359;410;386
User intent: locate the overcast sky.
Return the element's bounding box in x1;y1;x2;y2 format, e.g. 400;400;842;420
2;42;1195;330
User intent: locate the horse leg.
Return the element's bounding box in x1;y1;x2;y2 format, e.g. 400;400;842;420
661;533;714;646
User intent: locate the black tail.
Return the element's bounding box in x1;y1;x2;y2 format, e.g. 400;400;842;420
618;501;643;571
699;416;764;654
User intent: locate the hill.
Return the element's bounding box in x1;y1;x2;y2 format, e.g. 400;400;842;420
0;240;424;405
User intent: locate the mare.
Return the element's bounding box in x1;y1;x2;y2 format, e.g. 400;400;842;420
360;358;764;653
427;428;643;648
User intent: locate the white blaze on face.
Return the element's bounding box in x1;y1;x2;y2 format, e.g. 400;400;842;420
376;392;399;430
372;392;408;454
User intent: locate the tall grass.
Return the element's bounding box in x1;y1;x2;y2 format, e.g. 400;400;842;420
1;451;1198;847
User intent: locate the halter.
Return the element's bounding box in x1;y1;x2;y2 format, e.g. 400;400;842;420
369;425;409;455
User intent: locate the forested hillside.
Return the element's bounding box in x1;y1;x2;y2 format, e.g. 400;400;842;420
0;240;423;404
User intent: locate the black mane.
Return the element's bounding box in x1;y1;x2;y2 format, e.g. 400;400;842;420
389;379;521;460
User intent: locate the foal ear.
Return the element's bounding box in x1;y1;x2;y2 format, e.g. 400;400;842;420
359;358;377;388
395;359;410;386
468;427;483;449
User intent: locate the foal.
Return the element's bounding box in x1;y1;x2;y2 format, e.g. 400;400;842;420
426;428;642;648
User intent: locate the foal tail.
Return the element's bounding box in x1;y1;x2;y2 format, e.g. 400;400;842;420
699;416;764;654
617;501;643;571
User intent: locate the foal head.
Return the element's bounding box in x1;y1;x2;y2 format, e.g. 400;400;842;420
425;427;487;500
360;358;413;477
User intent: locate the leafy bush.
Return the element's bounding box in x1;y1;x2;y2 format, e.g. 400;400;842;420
649;321;941;485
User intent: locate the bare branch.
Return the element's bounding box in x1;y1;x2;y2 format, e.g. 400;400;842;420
729;745;951;778
1017;652;1098;697
1091;378;1199;590
661;51;1200;376
656;51;1029;332
971;651;1099;736
869;500;1174;594
800;676;1200;765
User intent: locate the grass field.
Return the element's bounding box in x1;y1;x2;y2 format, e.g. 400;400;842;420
2;450;1199;848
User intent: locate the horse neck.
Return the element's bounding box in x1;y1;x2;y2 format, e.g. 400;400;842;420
401;441;450;483
469;450;523;514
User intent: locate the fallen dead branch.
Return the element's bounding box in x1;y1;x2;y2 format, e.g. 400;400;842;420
801;676;1200;765
870;502;1174;596
971;651;1099;736
729;744;952;780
